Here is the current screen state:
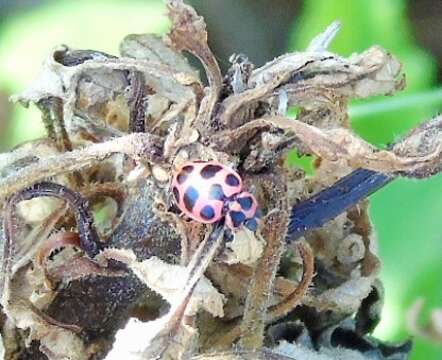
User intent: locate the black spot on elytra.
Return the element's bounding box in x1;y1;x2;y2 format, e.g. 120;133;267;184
209;184;226;201
225;174;240;187
172;186;180;202
177;165;194;184
182;165;194;172
200;205;215;220
177;173;188;184
229;210;246;228
238;196;253;210
200;164;222;179
183;186;199;211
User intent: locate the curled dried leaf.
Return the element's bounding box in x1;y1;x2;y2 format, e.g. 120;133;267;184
304;276;375;314
240;115;442;176
166;0;222;89
37;232;124;287
166;0;223;134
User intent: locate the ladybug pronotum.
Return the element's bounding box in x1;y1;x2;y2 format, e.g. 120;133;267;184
171;160;260;231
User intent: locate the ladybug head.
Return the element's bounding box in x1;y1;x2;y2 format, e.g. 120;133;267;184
225;191;260;231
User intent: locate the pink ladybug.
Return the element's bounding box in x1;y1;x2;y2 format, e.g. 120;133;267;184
171;160;260;231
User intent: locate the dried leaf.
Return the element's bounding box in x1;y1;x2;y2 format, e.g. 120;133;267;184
166;0;222;131
304;276;374;314
222;229;265;266
242;115;442;176
1;3;440;358
120;33;199;78
102;249;224;317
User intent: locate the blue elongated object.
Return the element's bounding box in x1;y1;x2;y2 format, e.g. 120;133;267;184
286;168;393;242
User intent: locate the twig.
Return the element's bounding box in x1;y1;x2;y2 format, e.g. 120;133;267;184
3;182;101;258
141;223;225;358
37;97;73;152
0;132;163;199
239;209;288;350
36;96;85;187
127;71;147;133
267;242;314;321
207;244;314;349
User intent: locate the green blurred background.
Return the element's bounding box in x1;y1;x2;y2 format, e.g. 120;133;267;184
0;1;441;358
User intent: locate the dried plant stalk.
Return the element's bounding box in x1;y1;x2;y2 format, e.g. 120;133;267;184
0;132;163;199
240;209;288;349
0;1;441;359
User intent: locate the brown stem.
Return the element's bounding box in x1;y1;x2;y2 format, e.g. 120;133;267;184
239;209;288;350
267;242;314;321
3;182;100;258
127;71;147;133
36;97;85;188
208;243;313;350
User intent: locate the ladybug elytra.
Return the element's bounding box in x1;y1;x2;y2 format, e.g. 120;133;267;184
171;161;260;231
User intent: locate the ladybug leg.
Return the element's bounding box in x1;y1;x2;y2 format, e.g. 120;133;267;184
223;228;234;242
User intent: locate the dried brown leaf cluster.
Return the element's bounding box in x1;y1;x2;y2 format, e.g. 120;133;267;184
0;1;441;359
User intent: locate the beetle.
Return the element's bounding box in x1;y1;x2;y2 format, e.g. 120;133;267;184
171;160;260;231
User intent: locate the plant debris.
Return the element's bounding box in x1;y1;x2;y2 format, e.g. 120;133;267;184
1;1;442;359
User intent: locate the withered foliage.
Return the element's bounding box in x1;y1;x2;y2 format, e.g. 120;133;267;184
0;1;441;359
